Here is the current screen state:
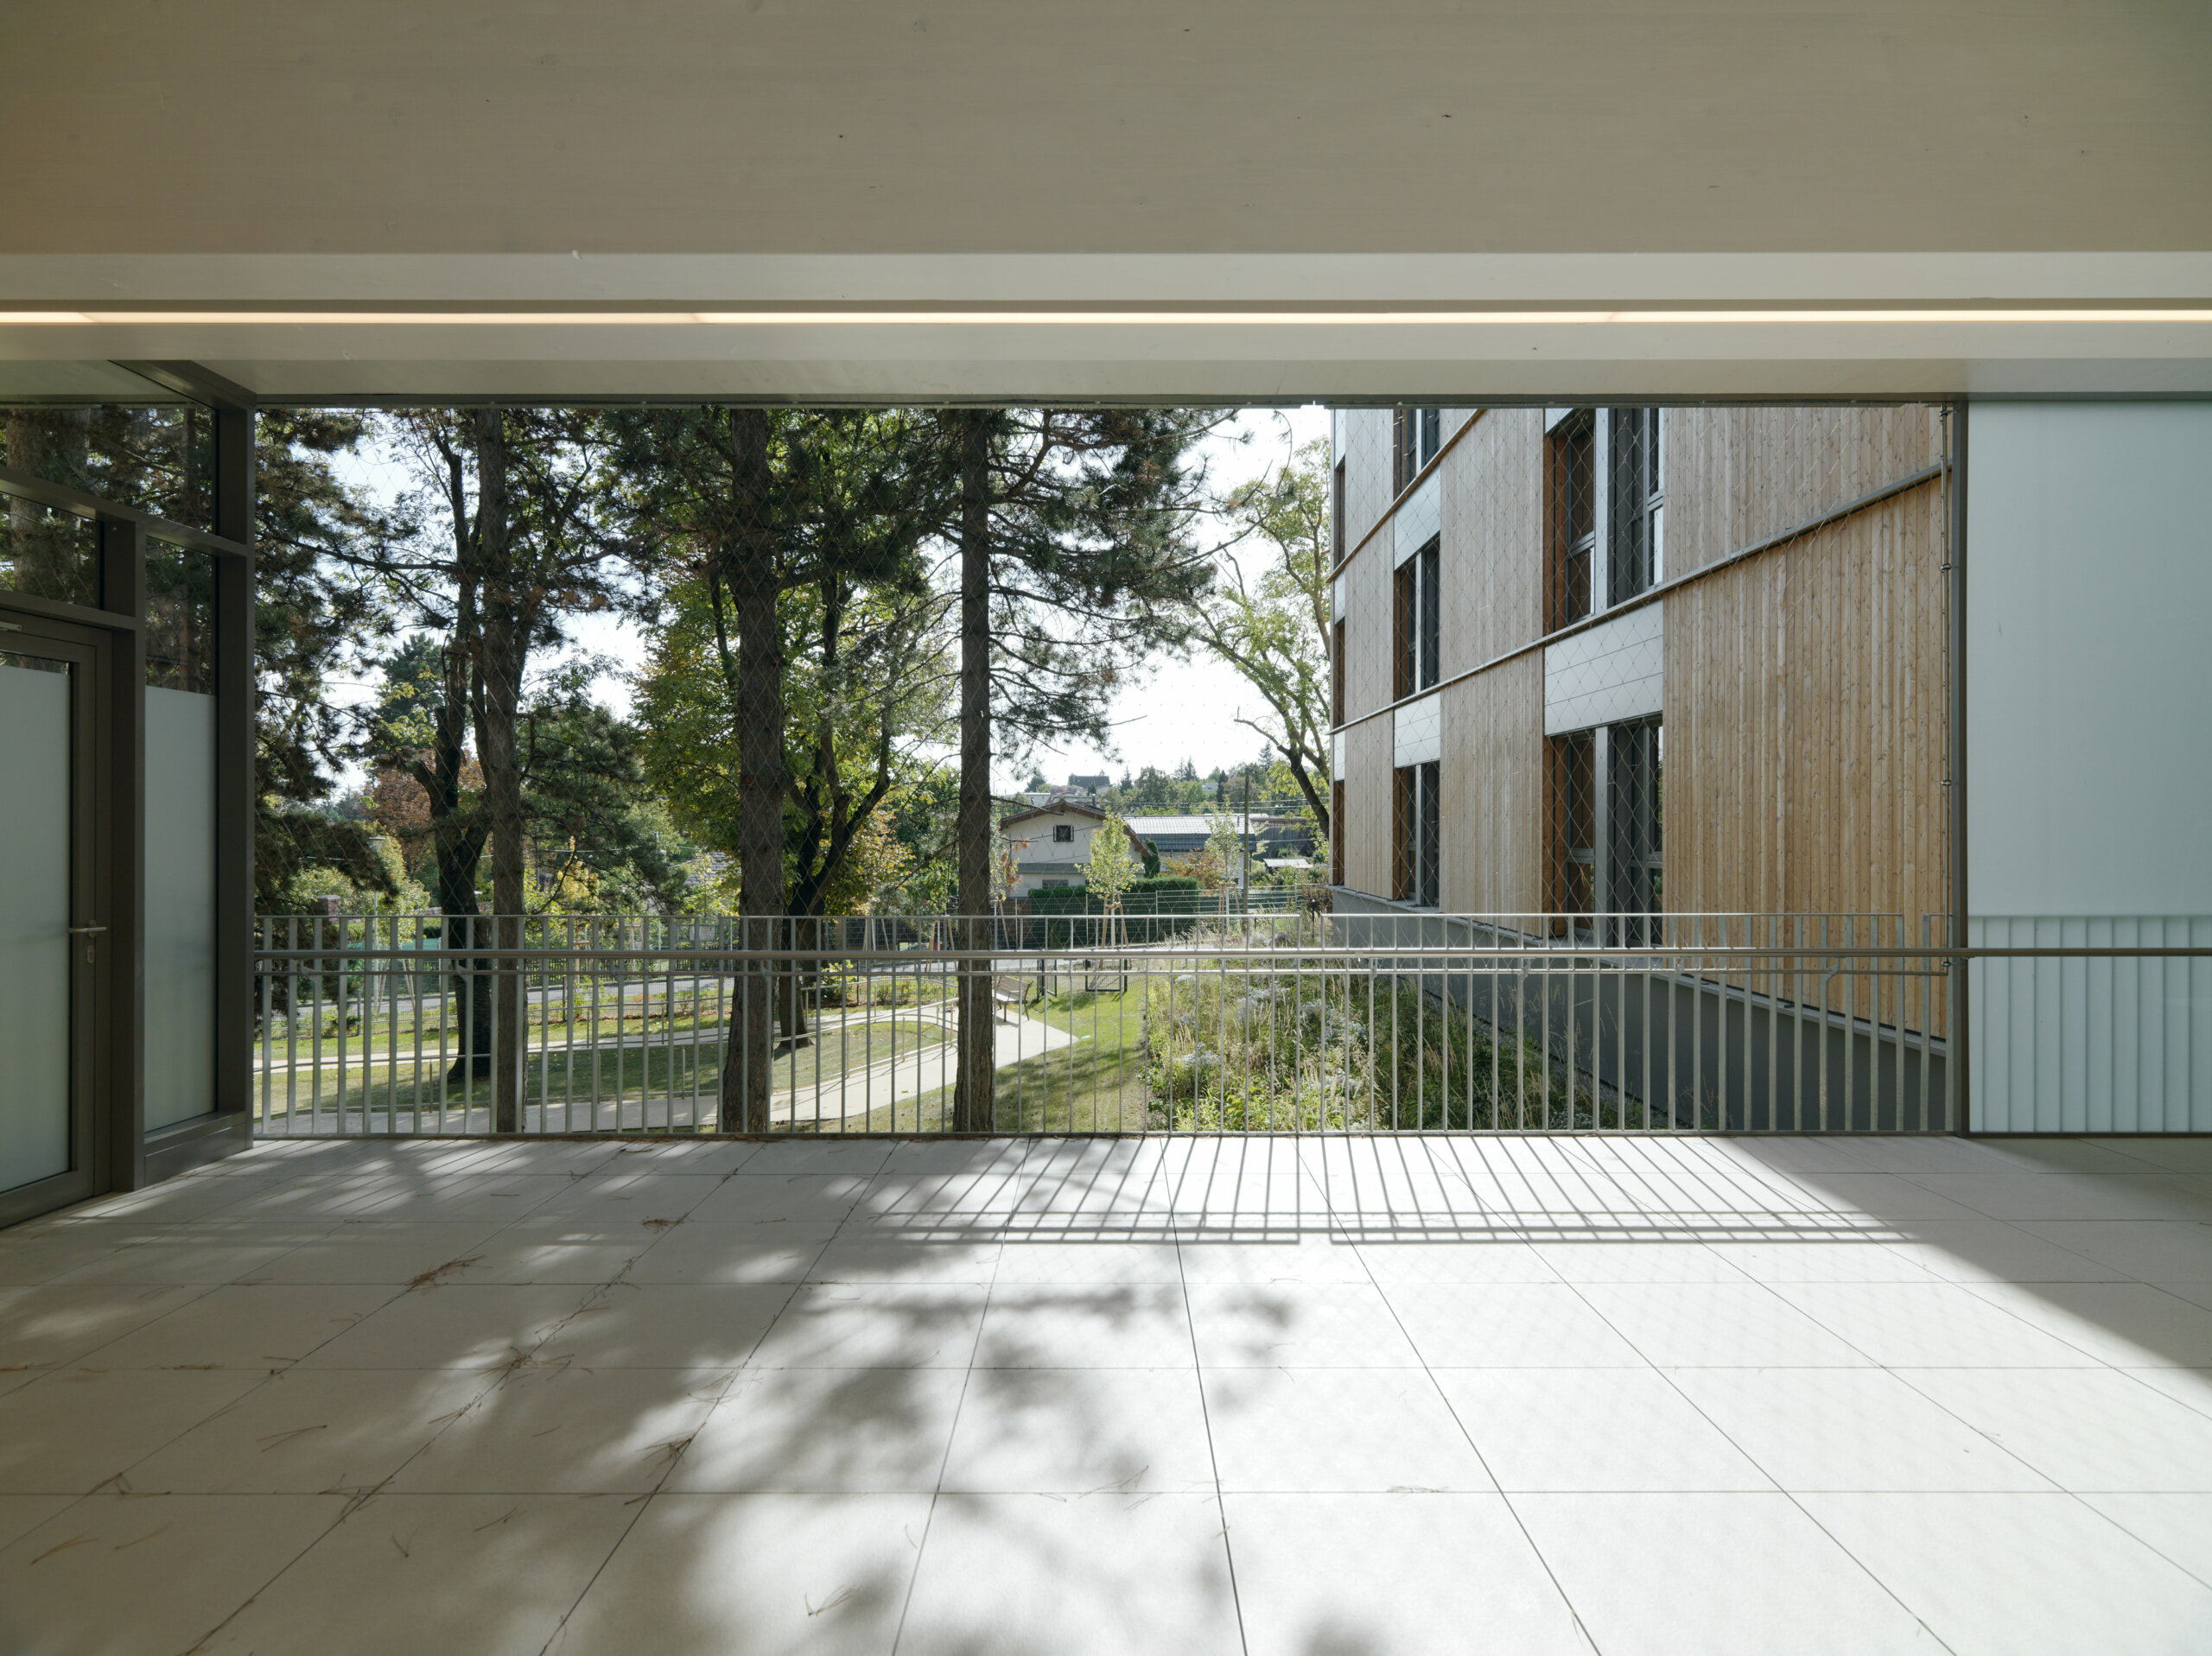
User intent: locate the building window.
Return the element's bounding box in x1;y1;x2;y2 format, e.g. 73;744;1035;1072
1394;762;1441;907
1393;539;1440;701
1417;540;1440;691
1549;716;1662;941
1608;716;1663;925
1393;406;1444;493
1331;779;1345;885
1608;408;1662;606
1331;618;1346;726
1552;730;1596;923
1332;458;1346;561
1548;409;1596;630
1052;823;1074;843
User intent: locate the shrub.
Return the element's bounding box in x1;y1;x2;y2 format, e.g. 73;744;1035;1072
1143;970;1624;1132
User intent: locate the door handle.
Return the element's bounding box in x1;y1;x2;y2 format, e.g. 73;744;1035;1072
69;924;106;964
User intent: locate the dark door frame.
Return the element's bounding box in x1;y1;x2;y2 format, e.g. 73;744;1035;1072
0;416;253;1219
0;617;108;1228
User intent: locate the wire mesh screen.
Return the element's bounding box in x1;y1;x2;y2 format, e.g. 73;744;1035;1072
1332;401;1954;1124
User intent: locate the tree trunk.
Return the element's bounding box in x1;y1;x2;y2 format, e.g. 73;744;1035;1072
434;492;493;1089
470;408;528;1133
1284;745;1331;842
720;408;782;1134
951;411;996;1134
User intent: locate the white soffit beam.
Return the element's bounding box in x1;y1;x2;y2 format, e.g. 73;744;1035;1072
3;314;2212;401
3;3;2205;396
5;252;2212;399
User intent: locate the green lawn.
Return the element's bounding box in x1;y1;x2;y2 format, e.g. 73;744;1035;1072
829;984;1152;1135
254;1008;948;1128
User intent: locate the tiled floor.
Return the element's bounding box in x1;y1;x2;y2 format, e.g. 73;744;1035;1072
4;1133;2212;1653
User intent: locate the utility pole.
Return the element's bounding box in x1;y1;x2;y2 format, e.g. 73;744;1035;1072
1242;771;1253;898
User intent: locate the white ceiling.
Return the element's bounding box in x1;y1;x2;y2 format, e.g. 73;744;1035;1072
3;3;2209;401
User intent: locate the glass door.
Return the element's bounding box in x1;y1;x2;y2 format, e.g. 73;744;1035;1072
0;615;102;1224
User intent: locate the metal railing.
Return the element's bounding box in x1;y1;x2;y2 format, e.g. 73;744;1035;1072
251;909;1991;1138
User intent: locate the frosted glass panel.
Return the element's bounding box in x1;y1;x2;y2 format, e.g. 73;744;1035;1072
1967;403;2212;1130
145;685;216;1129
0;657;72;1191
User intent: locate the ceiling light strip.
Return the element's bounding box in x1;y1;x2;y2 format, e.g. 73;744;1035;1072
1;309;2209;327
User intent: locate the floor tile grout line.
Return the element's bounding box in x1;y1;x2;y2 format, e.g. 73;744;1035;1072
1553;1261;1980;1654
208;1158;735;1640
2067;1490;2212;1594
1343;1199;1605;1655
0;1153;621;1508
887;1196;1006;1656
20;1137;2212;1650
535;1164;829;1656
92;1149;664;1655
59;1146;749;1656
1173;1212;1253;1656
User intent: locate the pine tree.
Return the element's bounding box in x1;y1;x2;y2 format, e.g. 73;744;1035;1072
944;409;1216;1132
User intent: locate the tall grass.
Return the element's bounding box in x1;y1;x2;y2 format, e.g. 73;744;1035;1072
1143;965;1632;1132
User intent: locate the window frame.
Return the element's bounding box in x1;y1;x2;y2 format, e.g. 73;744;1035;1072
1548;717;1663;941
1331;617;1346;726
1392;406;1444;495
1332;457;1346;562
1607;408;1664;606
1548;409;1597;631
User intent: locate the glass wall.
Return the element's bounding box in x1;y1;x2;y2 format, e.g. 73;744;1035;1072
0;650;74;1190
0;405;218;529
1;496;99;606
143;541;219;1130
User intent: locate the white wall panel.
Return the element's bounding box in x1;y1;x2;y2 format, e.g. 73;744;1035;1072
1394;472;1440;562
1542;602;1664;736
1394;695;1442;768
1967;402;2212;1130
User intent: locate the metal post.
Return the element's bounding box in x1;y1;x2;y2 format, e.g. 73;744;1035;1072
101;515;147;1191
1946;401;1971;1134
212;407;255;1141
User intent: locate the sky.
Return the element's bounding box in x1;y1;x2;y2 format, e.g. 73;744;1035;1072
326;403;1332;796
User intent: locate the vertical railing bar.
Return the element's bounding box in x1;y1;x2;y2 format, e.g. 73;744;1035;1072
563;915;576;1135
1740;915;1754;1133
434;915;450;1133
1920;914;1934;1133
256;918;270;1134
1640;935;1653;1132
1817;913;1831;1133
307;915;324;1134
1844;916;1858;1133
406;914;423;1133
1690;912;1706;1133
588;917;604;1132
1765;914;1778;1135
1618;937;1637;1132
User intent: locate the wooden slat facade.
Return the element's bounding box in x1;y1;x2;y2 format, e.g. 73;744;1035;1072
1438;653;1544;913
1663;474;1949;1033
1437;409;1543;676
1328;402;1949;1036
1664;404;1944;578
1339;714;1395;898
